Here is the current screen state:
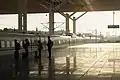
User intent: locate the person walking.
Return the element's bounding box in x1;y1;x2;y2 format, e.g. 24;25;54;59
14;39;20;76
47;36;53;59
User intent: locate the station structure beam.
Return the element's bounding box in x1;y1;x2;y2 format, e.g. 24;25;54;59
18;0;22;32
65;13;70;35
58;10;87;34
39;1;66;35
18;0;27;33
73;11;87;34
57;6;87;34
39;0;88;35
23;0;27;33
49;10;54;35
55;1;90;34
73;17;76;34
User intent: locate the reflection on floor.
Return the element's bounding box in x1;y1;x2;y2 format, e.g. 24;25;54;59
1;43;120;80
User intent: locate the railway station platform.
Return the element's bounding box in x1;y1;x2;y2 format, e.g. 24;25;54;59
0;43;120;80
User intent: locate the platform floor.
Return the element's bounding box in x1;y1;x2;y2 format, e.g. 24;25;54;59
1;43;120;80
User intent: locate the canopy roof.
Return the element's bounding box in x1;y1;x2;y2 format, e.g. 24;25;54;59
0;0;120;14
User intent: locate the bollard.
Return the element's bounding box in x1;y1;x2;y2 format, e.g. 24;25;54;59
66;56;70;75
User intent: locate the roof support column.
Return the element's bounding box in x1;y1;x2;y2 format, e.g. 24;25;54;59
73;17;76;34
18;13;22;32
49;10;54;35
22;0;27;33
18;0;22;32
18;0;27;33
23;13;27;33
72;11;87;34
66;13;70;35
39;1;67;35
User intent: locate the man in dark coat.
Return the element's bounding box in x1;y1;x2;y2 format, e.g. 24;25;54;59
14;39;20;76
47;36;53;58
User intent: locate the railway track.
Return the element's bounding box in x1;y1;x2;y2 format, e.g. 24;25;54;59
78;50;112;80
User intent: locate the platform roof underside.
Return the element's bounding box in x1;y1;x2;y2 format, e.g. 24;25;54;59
0;0;120;14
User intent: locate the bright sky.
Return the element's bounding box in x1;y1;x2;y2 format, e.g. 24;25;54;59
0;11;120;36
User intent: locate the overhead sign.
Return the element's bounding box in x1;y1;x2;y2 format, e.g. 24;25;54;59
108;25;119;28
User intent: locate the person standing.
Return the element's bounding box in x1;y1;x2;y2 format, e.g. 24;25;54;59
37;40;43;75
23;39;30;58
37;40;43;59
22;39;30;79
14;39;20;76
47;36;53;59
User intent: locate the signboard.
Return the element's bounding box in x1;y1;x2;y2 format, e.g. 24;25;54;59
108;25;119;28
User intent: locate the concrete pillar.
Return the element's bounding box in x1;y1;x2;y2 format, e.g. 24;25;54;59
18;0;22;31
23;0;27;33
73;17;76;34
66;14;69;35
18;0;27;33
18;13;22;31
49;11;54;35
23;13;27;33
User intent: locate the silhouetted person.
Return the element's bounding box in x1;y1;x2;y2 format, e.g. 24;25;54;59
21;39;30;79
38;40;43;57
47;36;53;59
22;39;30;58
37;40;43;75
14;39;20;76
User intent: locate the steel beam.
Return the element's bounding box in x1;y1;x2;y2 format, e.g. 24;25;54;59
54;1;67;11
69;7;82;17
39;1;67;35
41;23;49;29
76;11;87;20
39;3;49;10
72;11;87;34
84;0;93;10
54;22;64;30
